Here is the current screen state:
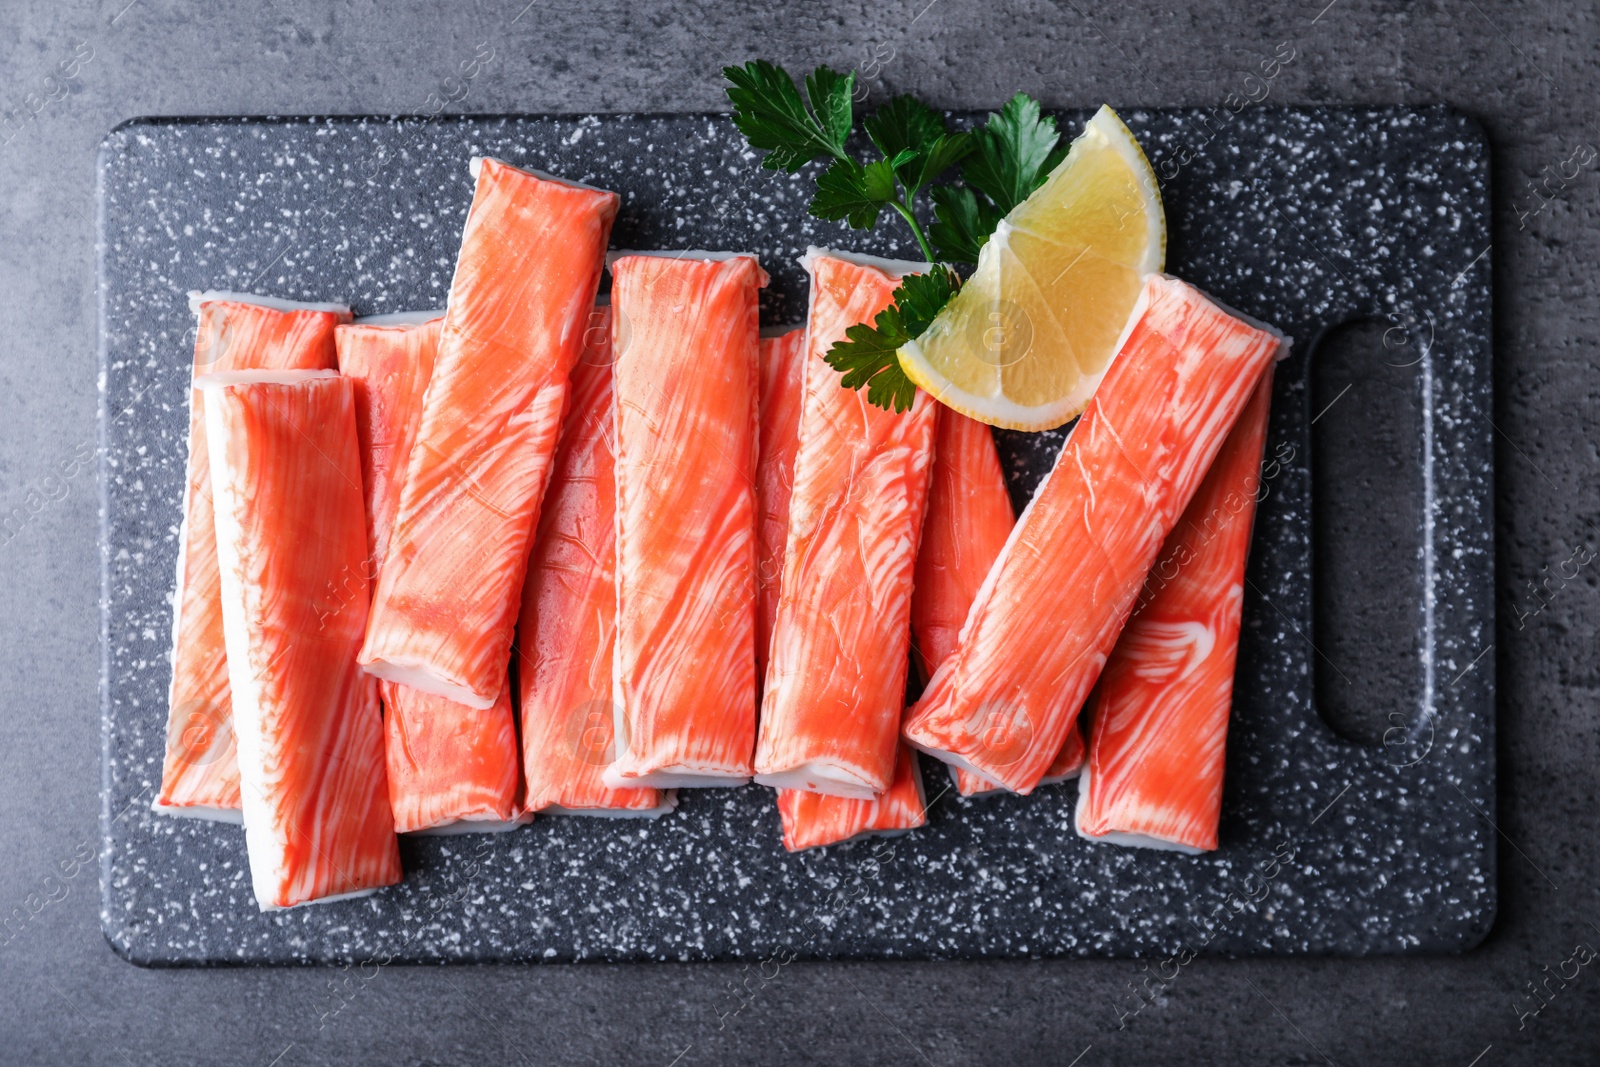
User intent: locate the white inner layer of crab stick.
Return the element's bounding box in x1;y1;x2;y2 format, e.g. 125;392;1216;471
776;743;928;852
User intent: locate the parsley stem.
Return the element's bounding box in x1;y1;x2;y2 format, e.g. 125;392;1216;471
888;199;938;264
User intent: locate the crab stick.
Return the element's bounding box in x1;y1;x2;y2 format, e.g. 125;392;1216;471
360;158;619;709
755;326;807;682
155;292;348;822
952;726;1087;797
751;316;926;846
776;743;927;852
335;311;442;578
381;685;521;833
603;252;765;790
335;313;522;834
753;249;939;800
204;374;399;909
901;275;1285;793
908;412;1088;798
1077;365;1276;852
517;306;674;817
909;411;1014;681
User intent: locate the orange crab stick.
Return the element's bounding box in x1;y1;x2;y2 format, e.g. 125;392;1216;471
776;743;927;852
901;275;1284;794
603;253;765;789
335;313;521;834
156;292;348;822
909;412;1087;798
912;410;1012;799
382;686;520;833
336;312;442;577
360;158;619;709
909;412;1014;681
517;307;674;817
755;326;807;683
204;374;399;909
1077;365;1276;852
750;313;926;848
753;250;940;800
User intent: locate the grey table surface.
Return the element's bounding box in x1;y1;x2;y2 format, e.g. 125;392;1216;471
1;0;1595;1063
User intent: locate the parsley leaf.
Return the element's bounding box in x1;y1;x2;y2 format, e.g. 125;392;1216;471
823;265;962;413
931;94;1066;263
803;66;855;150
930;185;1004;264
863;95;946;161
863;95;972;199
826;310;916;412
913;133;974;194
812;153;910;230
723;60;855;172
962;93;1066;214
722;64;974;265
894;264;963;336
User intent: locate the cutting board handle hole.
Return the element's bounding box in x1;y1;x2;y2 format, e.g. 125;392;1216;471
1308;317;1428;749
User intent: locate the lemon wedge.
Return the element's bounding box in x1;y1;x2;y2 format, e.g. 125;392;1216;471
898;105;1165;431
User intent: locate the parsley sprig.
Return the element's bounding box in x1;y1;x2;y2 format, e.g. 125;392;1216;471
724;60;963;262
723;60;1068;411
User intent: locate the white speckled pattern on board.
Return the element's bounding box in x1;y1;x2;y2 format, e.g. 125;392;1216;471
97;109;1492;964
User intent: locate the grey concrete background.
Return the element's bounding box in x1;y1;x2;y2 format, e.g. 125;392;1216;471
1;0;1594;1063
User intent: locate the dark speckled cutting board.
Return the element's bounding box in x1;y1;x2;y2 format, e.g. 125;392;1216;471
98;108;1493;964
